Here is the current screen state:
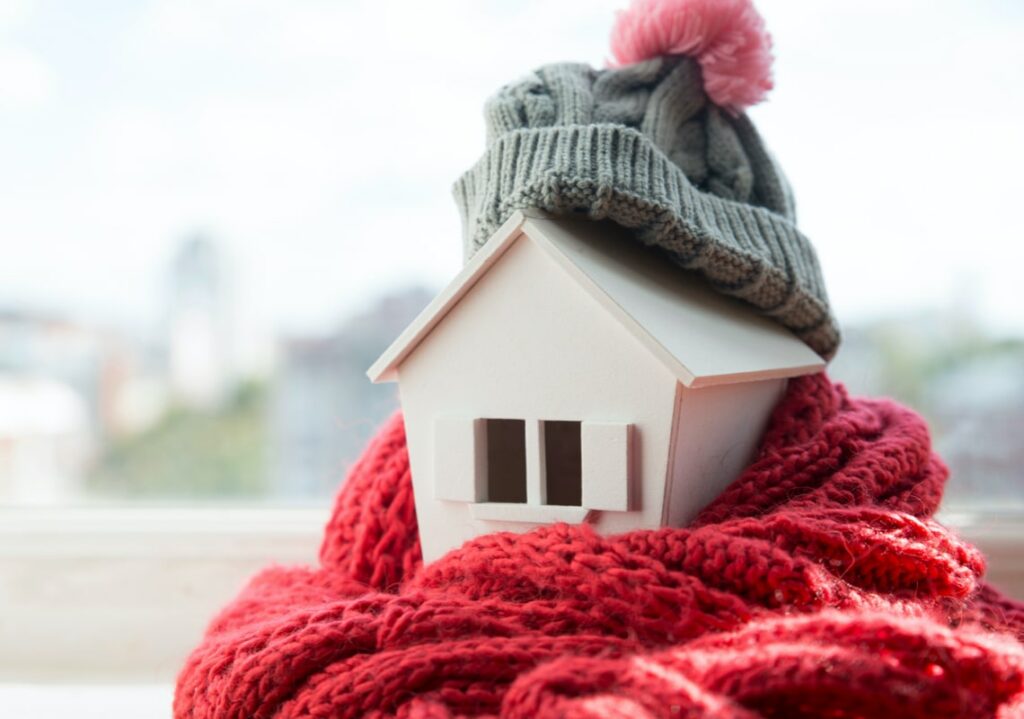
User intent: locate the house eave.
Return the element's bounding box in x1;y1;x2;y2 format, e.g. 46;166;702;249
683;361;826;388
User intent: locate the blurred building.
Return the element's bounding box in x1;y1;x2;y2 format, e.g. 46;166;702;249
925;352;1024;509
0;311;113;501
272;287;433;498
0;310;107;417
831;311;1024;510
167;235;231;410
0;376;91;504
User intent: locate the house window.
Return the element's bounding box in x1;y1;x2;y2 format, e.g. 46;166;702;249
434;417;630;516
484;419;527;503
543;420;582;506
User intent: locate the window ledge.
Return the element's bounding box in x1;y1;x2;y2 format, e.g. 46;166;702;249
0;506;328;559
0;683;173;719
0;505;328;683
469;502;590;523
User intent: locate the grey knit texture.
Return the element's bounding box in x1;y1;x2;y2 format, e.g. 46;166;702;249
453;57;839;359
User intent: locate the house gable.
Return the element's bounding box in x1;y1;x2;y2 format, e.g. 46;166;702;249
369;211;825;388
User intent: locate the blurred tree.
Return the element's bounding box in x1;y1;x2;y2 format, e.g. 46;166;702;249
86;381;268;499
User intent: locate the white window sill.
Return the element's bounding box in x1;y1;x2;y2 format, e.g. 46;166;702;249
0;684;172;719
0;506;328;559
0;506;327;683
469;502;590;523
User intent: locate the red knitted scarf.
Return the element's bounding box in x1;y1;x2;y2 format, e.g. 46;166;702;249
174;375;1024;718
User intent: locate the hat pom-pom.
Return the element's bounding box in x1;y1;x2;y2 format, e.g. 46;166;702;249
610;0;774;111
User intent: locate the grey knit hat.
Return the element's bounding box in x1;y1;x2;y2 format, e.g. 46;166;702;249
452;6;839;359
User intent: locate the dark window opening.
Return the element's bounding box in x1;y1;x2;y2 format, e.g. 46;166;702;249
544;421;582;506
485;419;527;503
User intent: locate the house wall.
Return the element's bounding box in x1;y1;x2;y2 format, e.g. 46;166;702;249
397;233;679;563
664;378;787;527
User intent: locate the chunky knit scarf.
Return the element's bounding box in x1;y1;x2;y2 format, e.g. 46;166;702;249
174;375;1024;718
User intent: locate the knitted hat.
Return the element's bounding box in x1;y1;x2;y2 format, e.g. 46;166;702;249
453;0;840;359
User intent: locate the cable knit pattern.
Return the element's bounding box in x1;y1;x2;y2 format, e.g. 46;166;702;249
453;57;840;358
174;374;1024;718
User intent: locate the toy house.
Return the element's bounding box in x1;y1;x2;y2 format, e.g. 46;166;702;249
368;211;825;563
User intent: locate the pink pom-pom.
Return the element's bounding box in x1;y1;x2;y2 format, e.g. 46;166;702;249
610;0;774;111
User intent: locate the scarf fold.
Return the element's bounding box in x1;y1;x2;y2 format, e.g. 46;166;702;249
174;374;1024;719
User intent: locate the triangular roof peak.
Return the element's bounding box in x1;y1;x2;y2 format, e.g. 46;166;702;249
368;210;825;387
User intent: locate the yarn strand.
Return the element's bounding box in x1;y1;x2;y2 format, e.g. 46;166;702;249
174;374;1024;719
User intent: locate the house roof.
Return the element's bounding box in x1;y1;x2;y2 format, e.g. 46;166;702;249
368;210;825;388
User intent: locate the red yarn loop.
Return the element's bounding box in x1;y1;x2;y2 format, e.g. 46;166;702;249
174;374;1024;719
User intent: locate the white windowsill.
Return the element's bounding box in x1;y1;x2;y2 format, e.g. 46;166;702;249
469;502;591;523
0;683;173;719
0;506;328;683
0;505;328;559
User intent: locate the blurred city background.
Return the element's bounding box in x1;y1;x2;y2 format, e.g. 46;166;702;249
0;0;1021;511
0;239;434;504
3;261;1022;510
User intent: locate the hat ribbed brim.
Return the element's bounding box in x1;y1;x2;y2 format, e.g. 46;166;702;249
453;124;839;359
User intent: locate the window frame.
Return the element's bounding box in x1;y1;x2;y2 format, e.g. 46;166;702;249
468;416;592;522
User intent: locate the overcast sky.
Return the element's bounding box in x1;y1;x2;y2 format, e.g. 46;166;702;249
1;0;1022;344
